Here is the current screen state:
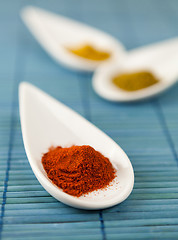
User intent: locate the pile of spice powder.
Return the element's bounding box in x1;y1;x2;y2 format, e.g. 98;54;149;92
42;145;116;197
67;44;111;61
112;71;159;91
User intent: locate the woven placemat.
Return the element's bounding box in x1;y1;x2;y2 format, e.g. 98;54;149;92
0;0;178;239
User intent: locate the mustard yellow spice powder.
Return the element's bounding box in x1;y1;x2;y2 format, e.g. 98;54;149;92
112;71;159;91
67;44;111;61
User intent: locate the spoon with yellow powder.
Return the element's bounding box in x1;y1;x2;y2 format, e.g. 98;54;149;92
21;6;125;71
93;38;178;101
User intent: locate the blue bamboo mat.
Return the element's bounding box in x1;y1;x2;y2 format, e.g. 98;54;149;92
0;0;178;239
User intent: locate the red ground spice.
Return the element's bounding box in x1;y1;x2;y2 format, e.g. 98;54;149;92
42;145;116;197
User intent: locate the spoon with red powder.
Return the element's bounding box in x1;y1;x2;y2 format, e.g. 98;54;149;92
19;82;134;210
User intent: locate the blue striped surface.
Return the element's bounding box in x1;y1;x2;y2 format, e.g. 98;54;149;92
0;0;178;239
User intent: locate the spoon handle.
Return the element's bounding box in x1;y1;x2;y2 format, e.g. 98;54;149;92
155;53;178;82
128;38;178;65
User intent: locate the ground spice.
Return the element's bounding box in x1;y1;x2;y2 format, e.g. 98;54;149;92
67;44;111;61
42;145;116;197
112;71;159;91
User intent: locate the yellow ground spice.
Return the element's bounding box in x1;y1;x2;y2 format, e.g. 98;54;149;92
112;71;159;91
67;44;111;61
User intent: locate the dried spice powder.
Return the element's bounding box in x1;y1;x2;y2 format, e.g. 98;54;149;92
42;145;116;197
67;44;111;61
112;71;159;91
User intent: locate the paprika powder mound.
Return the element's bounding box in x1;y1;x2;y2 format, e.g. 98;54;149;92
42;145;116;197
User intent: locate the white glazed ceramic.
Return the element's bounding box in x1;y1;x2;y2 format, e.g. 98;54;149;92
93;38;178;101
19;82;134;210
21;6;125;71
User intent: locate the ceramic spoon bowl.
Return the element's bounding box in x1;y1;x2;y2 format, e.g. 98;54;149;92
19;82;134;210
21;6;125;71
93;38;178;101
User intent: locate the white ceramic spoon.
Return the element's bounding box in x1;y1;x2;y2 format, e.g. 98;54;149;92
19;82;134;210
93;38;178;101
20;6;125;71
